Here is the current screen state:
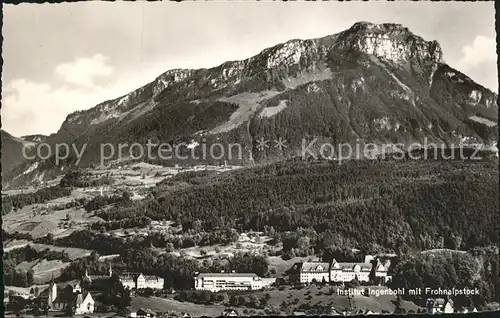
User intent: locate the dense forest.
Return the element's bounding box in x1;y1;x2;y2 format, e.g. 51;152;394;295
390;246;499;306
44;227;241;253
95;158;498;254
59;170;113;188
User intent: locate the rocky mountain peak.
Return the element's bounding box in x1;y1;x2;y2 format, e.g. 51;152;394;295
337;21;443;66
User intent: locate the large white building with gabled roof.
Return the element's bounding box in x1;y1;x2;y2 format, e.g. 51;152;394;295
329;259;373;282
299;261;331;283
118;272;164;290
299;257;390;284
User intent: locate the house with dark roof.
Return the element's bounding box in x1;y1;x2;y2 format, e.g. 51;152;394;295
82;264;113;285
136;308;157;318
426;298;454;314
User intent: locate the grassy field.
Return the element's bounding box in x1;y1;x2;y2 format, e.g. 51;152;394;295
130;285;421;316
13;258;71;284
267;256;308;278
5;241;92;260
250;285;420;313
32;259;71;283
2;198;103;239
6;241;92;284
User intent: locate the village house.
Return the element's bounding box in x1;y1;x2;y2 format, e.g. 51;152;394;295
426;298;454;314
123;308;137;317
194;271;276;292
119;272;164;290
137;273;164;290
136;308;157;318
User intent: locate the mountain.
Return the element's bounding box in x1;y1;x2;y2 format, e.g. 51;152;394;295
21;134;48;143
1;130;36;178
3;22;498;186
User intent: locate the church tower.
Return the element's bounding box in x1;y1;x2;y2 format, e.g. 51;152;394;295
48;277;57;309
84;268;92;283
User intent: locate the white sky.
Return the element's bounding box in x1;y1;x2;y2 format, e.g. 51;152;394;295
2;1;497;136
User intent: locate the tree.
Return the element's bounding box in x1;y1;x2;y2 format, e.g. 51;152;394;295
249;294;260;308
230;253;268;277
394;295;404;314
65;303;75;317
351;275;360;287
322;276;327;286
100;275;131;310
122;191;131;201
27;269;34;286
237;296;246;306
229;295;238;307
143;288;154;297
280;300;288;311
165;242;175;253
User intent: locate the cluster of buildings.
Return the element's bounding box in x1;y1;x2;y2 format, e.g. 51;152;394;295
34;263;165;315
299;256;391;284
41;280;95;315
37;265;114;315
426;298;454;314
81;263;164;290
194;271;276;292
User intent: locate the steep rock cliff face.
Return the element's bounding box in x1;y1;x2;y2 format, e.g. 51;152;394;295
4;22;497;186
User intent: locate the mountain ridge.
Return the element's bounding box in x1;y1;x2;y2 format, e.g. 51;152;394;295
3;21;498;186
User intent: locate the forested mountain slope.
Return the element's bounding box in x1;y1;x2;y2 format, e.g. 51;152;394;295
86;157;499;255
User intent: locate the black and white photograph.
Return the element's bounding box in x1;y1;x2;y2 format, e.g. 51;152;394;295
1;1;498;317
